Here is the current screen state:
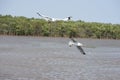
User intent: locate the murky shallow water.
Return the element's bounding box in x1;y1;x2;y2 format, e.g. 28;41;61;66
0;36;120;80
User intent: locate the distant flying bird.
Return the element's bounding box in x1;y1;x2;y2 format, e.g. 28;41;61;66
37;12;72;21
69;38;86;55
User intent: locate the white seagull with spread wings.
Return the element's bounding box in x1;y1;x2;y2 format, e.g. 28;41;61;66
69;38;86;55
37;12;72;22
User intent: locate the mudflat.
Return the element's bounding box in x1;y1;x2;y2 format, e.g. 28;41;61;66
0;36;120;80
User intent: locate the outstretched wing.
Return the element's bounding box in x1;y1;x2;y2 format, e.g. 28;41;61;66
37;12;52;21
70;38;77;42
70;38;86;55
37;12;43;17
76;46;86;55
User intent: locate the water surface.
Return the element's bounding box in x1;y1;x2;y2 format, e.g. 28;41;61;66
0;36;120;80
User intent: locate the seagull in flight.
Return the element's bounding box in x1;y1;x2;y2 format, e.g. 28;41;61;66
37;12;72;22
69;38;86;55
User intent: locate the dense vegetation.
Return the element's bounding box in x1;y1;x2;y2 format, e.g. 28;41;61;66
0;15;120;39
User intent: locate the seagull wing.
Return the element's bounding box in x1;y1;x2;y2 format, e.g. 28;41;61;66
37;12;43;17
70;38;77;42
70;38;86;55
37;12;52;21
76;46;86;55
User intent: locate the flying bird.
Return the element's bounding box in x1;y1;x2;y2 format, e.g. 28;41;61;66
37;12;72;21
69;38;86;55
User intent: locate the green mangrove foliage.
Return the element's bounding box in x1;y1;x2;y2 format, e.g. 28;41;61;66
0;15;120;39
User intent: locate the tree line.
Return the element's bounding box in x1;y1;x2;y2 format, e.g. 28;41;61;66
0;15;120;39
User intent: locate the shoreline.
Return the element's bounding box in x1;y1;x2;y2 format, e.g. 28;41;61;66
0;35;119;40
